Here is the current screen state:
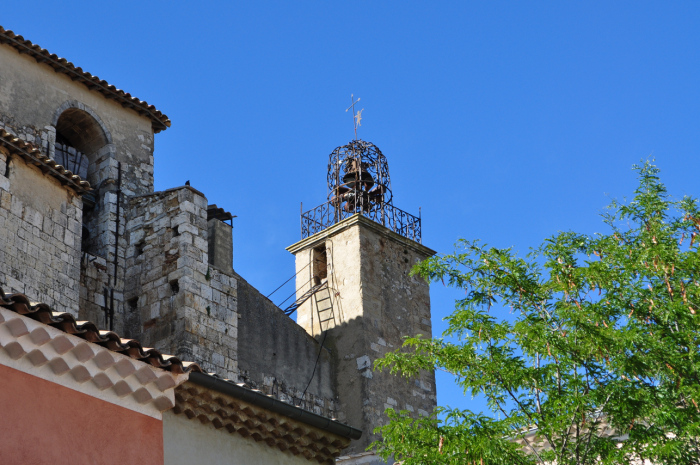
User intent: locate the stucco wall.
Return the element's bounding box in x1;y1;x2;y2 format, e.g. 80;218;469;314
236;274;338;418
0;363;164;465
163;410;313;465
0;151;82;314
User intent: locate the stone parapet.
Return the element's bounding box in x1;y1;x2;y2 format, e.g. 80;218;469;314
125;186;238;380
236;274;338;419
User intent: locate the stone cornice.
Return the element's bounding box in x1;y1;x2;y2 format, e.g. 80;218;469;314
287;214;436;258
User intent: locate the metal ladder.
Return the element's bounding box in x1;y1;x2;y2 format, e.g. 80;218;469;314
313;284;335;331
284;281;326;315
284;281;336;330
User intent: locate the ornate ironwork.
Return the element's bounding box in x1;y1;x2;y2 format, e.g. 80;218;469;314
301;139;422;243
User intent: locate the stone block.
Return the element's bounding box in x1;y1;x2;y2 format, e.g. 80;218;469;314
0;191;11;210
10;196;23;218
177;223;200;236
179;201;197;214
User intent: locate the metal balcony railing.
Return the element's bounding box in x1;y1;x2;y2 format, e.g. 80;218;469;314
301;198;421;243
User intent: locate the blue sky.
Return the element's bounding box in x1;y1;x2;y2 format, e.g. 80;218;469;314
4;2;699;414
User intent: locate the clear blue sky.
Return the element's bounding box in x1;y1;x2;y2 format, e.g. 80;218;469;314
4;1;699;414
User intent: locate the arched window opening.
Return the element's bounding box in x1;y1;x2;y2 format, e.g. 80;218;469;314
54;108;106;180
54;107;109;257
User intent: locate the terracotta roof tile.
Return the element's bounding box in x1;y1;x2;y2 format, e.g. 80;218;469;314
207;204;235;222
0;129;91;194
0;287;199;375
175;382;353;464
0;26;171;133
0;287;359;447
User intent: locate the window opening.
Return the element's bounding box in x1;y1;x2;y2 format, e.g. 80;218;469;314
55;107;108;259
312;245;328;285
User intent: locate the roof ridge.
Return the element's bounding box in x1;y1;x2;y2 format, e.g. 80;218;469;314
0;26;171;133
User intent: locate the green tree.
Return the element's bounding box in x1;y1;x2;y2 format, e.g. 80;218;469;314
373;162;700;464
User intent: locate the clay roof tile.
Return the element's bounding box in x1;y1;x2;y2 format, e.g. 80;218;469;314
0;287;200;375
0;25;171;132
0;129;91;194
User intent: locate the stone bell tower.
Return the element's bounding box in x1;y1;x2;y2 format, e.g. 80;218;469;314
286;139;437;456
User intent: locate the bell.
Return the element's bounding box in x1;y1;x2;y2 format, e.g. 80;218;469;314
342;170;374;190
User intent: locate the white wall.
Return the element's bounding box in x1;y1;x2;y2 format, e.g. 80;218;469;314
163;410;314;465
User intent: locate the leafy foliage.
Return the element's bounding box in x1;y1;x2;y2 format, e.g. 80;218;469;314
372;162;700;464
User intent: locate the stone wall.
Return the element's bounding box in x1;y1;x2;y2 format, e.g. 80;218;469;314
0;149;82;315
354;218;436;436
236;274;338;418
289;215;437;454
0;44;160;334
0;45;156;193
124;186;238;379
208;219;233;272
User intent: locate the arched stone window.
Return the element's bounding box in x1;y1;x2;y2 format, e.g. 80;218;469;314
52;102;112;256
53;102;111;181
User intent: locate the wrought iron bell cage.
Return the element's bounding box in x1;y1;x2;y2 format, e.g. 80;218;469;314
301;139;422;243
327;140;392;214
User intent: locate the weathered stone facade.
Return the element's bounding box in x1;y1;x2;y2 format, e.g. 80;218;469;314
288;215;437;455
236;274;339;419
0;148;82;314
1;27;438;463
124;186;238;379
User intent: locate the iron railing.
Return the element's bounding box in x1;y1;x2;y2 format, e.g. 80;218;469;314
301;199;422;243
54;142;88;179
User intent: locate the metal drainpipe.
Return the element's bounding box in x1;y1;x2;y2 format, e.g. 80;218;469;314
109;161;122;331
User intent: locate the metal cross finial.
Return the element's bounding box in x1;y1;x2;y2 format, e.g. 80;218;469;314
345;94;364;140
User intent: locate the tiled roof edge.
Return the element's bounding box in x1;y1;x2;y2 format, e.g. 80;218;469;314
177;379;358;463
0;128;91;194
0;26;171;133
189;371;362;441
0;287;200;375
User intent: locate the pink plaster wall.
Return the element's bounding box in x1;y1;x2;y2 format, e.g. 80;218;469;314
0;363;164;464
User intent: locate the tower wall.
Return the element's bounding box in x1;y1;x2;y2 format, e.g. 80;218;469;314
0;148;83;314
0;43;158;335
124;186;238;379
288;214;437;454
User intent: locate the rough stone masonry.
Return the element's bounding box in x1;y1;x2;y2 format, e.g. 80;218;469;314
0;28;438;464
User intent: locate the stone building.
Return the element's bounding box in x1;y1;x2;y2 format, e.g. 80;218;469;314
0;25;435;464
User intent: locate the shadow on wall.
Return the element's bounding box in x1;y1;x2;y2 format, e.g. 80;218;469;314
235;274;338;417
236;278;435;456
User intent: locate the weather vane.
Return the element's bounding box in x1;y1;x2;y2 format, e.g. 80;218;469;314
345;94;364;141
